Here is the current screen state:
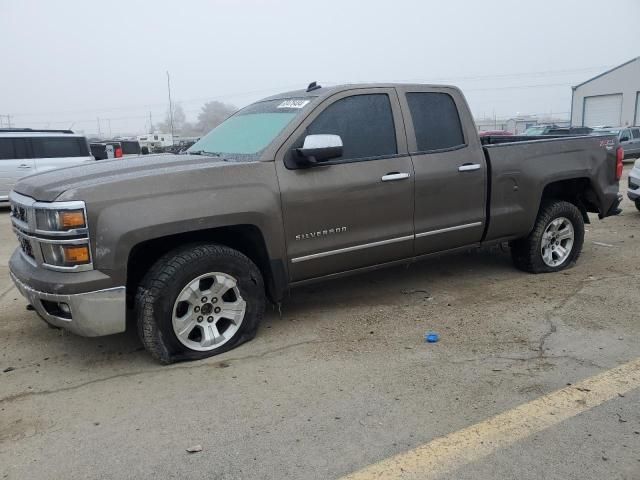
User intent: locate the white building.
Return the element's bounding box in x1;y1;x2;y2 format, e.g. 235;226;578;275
571;57;640;127
505;116;540;134
474;117;508;132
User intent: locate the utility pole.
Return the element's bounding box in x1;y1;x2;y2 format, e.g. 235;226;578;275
166;71;175;145
149;111;153;133
97;117;102;137
108;119;112;138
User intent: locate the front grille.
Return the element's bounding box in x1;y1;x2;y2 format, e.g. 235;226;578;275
18;236;34;260
11;204;28;223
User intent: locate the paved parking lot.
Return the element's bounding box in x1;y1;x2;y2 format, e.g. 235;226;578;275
1;166;639;480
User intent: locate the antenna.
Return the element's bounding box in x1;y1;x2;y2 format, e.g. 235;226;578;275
306;81;321;92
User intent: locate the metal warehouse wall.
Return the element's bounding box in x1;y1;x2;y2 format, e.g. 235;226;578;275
571;58;640;127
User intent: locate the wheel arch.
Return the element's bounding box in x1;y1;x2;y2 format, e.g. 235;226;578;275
538;177;600;225
126;225;287;310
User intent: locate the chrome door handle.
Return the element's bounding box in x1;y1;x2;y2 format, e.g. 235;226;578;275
458;163;481;172
18;164;32;169
381;172;410;182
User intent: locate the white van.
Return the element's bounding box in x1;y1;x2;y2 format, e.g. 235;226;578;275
0;129;94;202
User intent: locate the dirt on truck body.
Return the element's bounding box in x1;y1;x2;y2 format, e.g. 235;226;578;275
9;82;623;363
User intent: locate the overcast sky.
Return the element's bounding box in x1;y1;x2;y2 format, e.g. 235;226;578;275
1;0;639;135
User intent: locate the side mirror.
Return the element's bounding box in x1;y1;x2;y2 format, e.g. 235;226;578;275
620;136;629;142
294;134;343;166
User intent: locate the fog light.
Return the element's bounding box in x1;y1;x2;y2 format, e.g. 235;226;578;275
59;303;71;315
62;245;90;264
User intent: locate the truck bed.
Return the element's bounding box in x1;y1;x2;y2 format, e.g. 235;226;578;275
480;134;589;145
481;134;620;243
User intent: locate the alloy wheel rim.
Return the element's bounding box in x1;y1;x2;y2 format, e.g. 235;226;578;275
540;217;574;267
172;272;246;351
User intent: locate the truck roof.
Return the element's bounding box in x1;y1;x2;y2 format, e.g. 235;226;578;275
260;83;457;102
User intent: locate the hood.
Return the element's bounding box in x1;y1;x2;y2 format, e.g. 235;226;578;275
13;154;230;202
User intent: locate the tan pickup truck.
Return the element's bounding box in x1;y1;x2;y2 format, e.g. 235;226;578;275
9;83;623;363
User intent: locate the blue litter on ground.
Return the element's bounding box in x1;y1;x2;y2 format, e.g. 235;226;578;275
425;332;439;343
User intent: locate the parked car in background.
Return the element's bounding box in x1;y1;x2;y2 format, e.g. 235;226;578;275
546;126;593;135
117;139;141;156
522;124;559;135
523;125;592;136
479;130;513;137
592;127;640;159
0;129;93;202
90;142;115;160
90;140;141;160
103;142;123;158
628;158;640;211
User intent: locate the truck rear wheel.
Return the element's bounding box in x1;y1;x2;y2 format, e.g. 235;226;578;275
135;243;265;364
635;199;640;212
510;200;584;273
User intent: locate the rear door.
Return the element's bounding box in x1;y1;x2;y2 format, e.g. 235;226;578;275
275;88;415;282
397;87;486;255
0;138;35;201
32;136;93;173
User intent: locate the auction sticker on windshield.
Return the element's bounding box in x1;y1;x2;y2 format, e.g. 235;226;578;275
277;99;310;109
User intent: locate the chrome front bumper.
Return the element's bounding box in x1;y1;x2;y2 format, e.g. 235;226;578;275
11;272;126;337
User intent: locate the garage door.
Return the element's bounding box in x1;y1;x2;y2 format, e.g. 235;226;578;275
583;94;623;127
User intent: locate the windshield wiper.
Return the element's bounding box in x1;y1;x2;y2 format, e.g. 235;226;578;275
187;150;233;161
187;150;221;157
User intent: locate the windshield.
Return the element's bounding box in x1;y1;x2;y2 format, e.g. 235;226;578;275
187;98;312;161
523;126;547;135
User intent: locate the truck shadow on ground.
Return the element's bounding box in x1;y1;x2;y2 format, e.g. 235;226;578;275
12;246;515;369
280;245;514;316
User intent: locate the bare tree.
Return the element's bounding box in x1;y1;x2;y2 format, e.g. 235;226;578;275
196;101;237;134
157;103;190;133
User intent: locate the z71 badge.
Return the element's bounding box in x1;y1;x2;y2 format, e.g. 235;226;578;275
295;226;348;241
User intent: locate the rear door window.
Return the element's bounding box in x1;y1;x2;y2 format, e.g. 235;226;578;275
405;92;466;152
32;137;89;158
631;128;640;139
306;94;397;161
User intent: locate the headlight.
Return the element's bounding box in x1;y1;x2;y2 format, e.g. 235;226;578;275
35;208;86;231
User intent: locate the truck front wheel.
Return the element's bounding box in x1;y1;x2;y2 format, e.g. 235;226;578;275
510;200;585;273
135;243;265;364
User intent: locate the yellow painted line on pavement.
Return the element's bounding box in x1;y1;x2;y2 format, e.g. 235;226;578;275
341;357;640;480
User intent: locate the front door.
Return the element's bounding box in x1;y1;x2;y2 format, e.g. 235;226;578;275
275;88;415;282
396;87;486;255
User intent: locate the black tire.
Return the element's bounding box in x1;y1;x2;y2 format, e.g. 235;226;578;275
135;243;265;364
510;200;584;273
635;200;640;212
